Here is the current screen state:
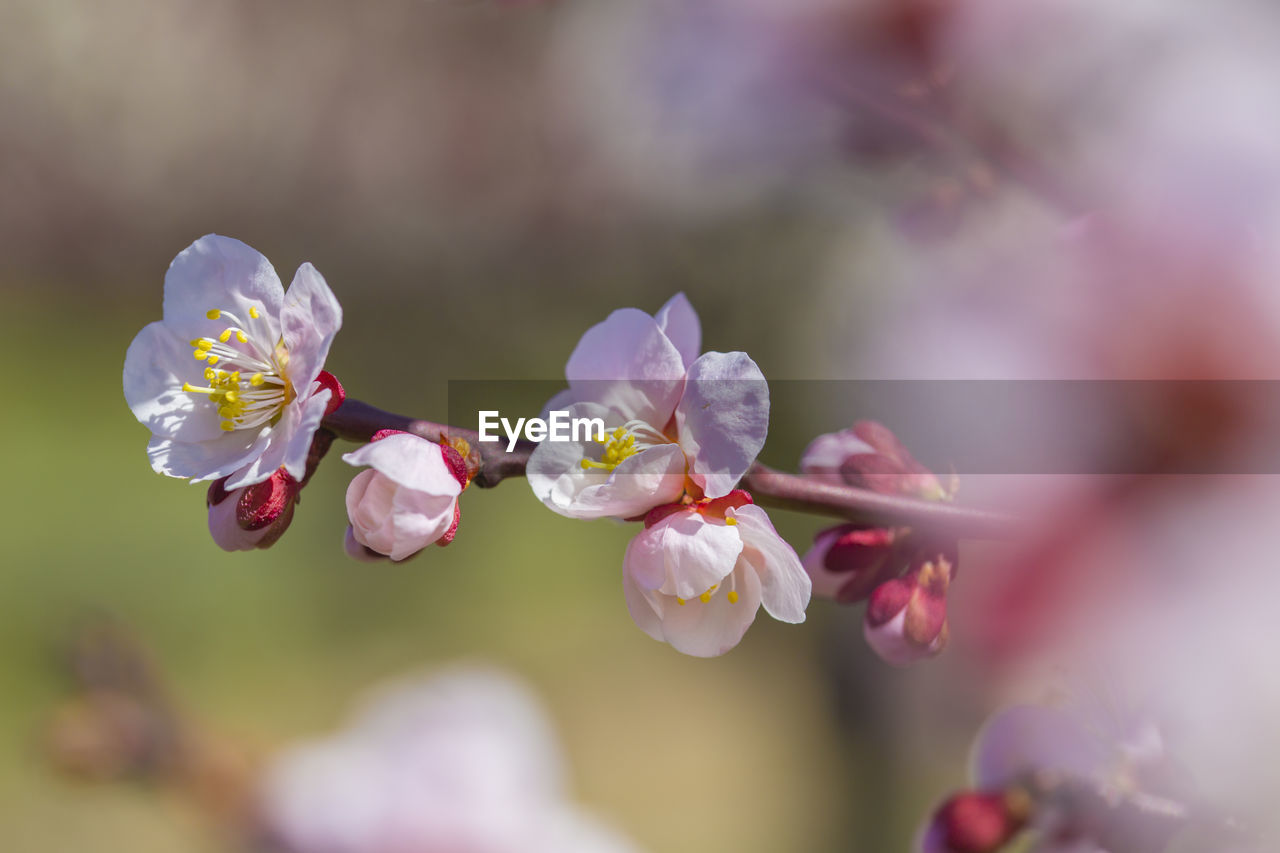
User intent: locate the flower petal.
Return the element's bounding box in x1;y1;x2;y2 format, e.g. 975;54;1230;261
676;351;769;499
563;308;686;427
162;234;284;341
281;262;343;393
654;292;701;370
146;429;268;484
657;567;762;657
343;433;462;497
622;567;666;643
124;322;230;443
730;504;810;623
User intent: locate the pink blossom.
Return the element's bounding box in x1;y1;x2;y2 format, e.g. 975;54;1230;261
528;294;768;520
124;235;343;489
622;490;810;657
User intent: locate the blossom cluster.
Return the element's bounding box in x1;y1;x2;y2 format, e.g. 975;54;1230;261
124;241;834;658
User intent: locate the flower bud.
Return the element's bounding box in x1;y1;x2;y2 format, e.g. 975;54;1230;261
342;431;469;561
802;420;950;500
803;523;902;604
206;469;300;552
918;789;1029;853
864;550;954;665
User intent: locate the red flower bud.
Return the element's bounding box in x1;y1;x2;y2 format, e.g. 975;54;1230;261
864;550;955;665
919;789;1029;853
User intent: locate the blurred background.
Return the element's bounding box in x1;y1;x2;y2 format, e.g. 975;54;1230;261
6;0;1280;851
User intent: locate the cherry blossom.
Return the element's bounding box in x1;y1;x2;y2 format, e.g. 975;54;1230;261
527;294;769;520
123;234;343;489
622;490;810;657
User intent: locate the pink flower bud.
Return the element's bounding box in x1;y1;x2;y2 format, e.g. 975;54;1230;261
918;790;1029;853
342;432;468;562
206;469;299;552
803;523;902;604
802;420;949;500
864;551;954;666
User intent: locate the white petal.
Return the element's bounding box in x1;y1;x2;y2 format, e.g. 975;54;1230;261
622;566;666;643
563;308;686;427
658;567;762;657
124;322;228;443
730;505;810;623
654;292;701;370
676;351;769;498
343;433;461;497
281;262;343;393
146;430;267;484
162;234;284;341
653;512;743;599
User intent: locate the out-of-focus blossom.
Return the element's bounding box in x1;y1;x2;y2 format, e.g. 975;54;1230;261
527;293;768;520
258;668;643;853
342;431;469;562
801;420;951;500
124;235;344;489
916;685;1250;853
864;550;952;666
621;490;809;657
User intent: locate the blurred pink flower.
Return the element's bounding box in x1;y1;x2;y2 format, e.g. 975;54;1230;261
622;490;809;657
342;431;468;562
259;668;642;853
124;234;343;489
527;293;768;519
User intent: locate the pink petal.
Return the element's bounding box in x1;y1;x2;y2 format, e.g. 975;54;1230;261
676;351;769;498
730;505;810;623
654;292;702;369
281;262;343;394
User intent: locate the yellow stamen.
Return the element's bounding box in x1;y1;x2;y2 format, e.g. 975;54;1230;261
206;309;221;320
250;373;265;386
236;330;248;343
725;518;738;526
727;591;740;604
699;591;712;603
219;329;233;343
249;306;260;319
676;598;687;606
219;421;234;431
206;355;219;365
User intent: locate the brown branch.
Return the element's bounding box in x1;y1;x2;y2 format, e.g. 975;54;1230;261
322;399;1018;540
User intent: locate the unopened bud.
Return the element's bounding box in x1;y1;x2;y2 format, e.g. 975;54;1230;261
864;550;954;665
803;523;902;603
919;789;1029;853
206;469;299;552
802;420;950;500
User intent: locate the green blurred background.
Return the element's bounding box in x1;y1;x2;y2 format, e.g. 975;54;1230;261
0;1;996;850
